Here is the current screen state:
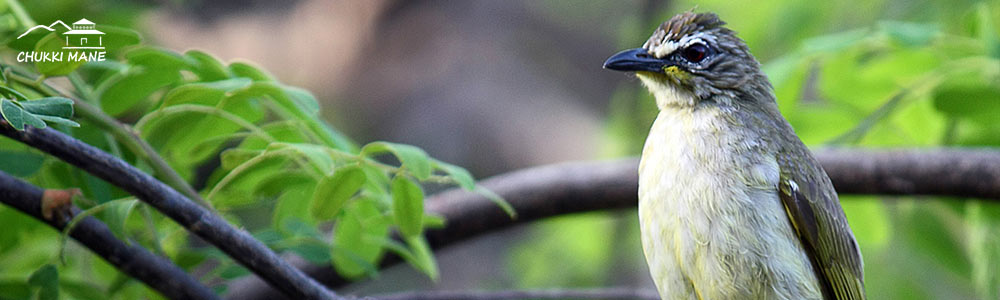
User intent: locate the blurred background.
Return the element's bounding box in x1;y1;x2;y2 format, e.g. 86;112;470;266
5;0;1000;299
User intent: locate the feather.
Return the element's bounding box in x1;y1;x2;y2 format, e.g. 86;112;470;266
779;150;867;300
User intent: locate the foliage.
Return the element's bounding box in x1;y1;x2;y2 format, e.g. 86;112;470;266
0;1;507;298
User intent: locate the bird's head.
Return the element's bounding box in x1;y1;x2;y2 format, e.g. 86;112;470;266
604;12;773;108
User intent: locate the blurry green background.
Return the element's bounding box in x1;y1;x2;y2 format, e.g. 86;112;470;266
2;0;999;299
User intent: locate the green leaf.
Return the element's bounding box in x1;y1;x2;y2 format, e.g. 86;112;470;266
0;280;31;299
331;200;390;278
405;235;439;280
27;264;58;300
217;264;251;280
281;217;324;239
311;165;366;220
289;241;333;264
186;50;231;81
0;86;30;101
371;236;435;279
226;82;357;151
33;33;86;76
359;162;391;195
0;150;45;176
231;82;313;116
476;186;517;219
423;213;446;228
160;78;252;107
1;99;26;130
256;171;314;198
95;25;143;55
282;86;320;116
432;159;475;190
59;280;105;300
271;178;317;227
391;176;424;237
33;115;80;128
146;87;265;168
329;243;380;278
239;121;311;149
362;141;433;180
220;148;264;170
1;99;46;130
136;104;266;167
59;198;139;262
6;21;50;52
27;264;58;286
879;21;939;47
99;66;181;116
800;28;868;53
19;97;73;118
209;148;296;207
932;75;1000;124
269;143;335;175
2;97;79;128
229;62;274;81
125;47;193;70
974;2;1000;59
102;199;141;241
316;122;358;152
372;237;417;262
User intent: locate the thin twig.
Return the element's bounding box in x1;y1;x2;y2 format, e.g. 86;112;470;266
0;120;340;300
364;288;660;300
0;171;218;300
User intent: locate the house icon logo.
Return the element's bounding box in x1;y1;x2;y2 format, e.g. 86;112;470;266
62;19;104;50
17;18;105;50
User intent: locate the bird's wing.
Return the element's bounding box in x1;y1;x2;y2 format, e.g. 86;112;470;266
777;150;866;300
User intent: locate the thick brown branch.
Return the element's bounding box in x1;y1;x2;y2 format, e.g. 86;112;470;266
0;171;218;300
819;148;1000;199
235;148;1000;299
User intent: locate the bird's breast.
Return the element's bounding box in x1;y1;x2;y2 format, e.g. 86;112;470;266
637;106;821;299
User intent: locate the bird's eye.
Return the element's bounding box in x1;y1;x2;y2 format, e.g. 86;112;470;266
681;43;708;63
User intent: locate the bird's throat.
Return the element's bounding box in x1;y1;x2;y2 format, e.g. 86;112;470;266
636;72;698;109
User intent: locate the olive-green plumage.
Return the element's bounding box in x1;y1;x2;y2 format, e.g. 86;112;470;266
604;12;865;300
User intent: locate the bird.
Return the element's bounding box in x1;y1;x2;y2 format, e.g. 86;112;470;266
603;12;866;300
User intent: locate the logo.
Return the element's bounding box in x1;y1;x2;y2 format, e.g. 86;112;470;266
16;18;107;63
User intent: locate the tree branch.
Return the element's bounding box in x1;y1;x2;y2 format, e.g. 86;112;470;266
818;148;1000;199
364;288;659;300
0;171;218;300
0;121;340;300
233;148;1000;299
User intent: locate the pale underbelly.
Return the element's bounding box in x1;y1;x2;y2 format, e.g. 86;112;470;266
637;176;822;300
637;111;821;300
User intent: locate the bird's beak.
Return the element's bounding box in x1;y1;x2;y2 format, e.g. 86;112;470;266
603;48;667;73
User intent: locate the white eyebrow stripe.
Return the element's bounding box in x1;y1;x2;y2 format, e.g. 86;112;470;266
652;40;679;58
651;32;715;58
